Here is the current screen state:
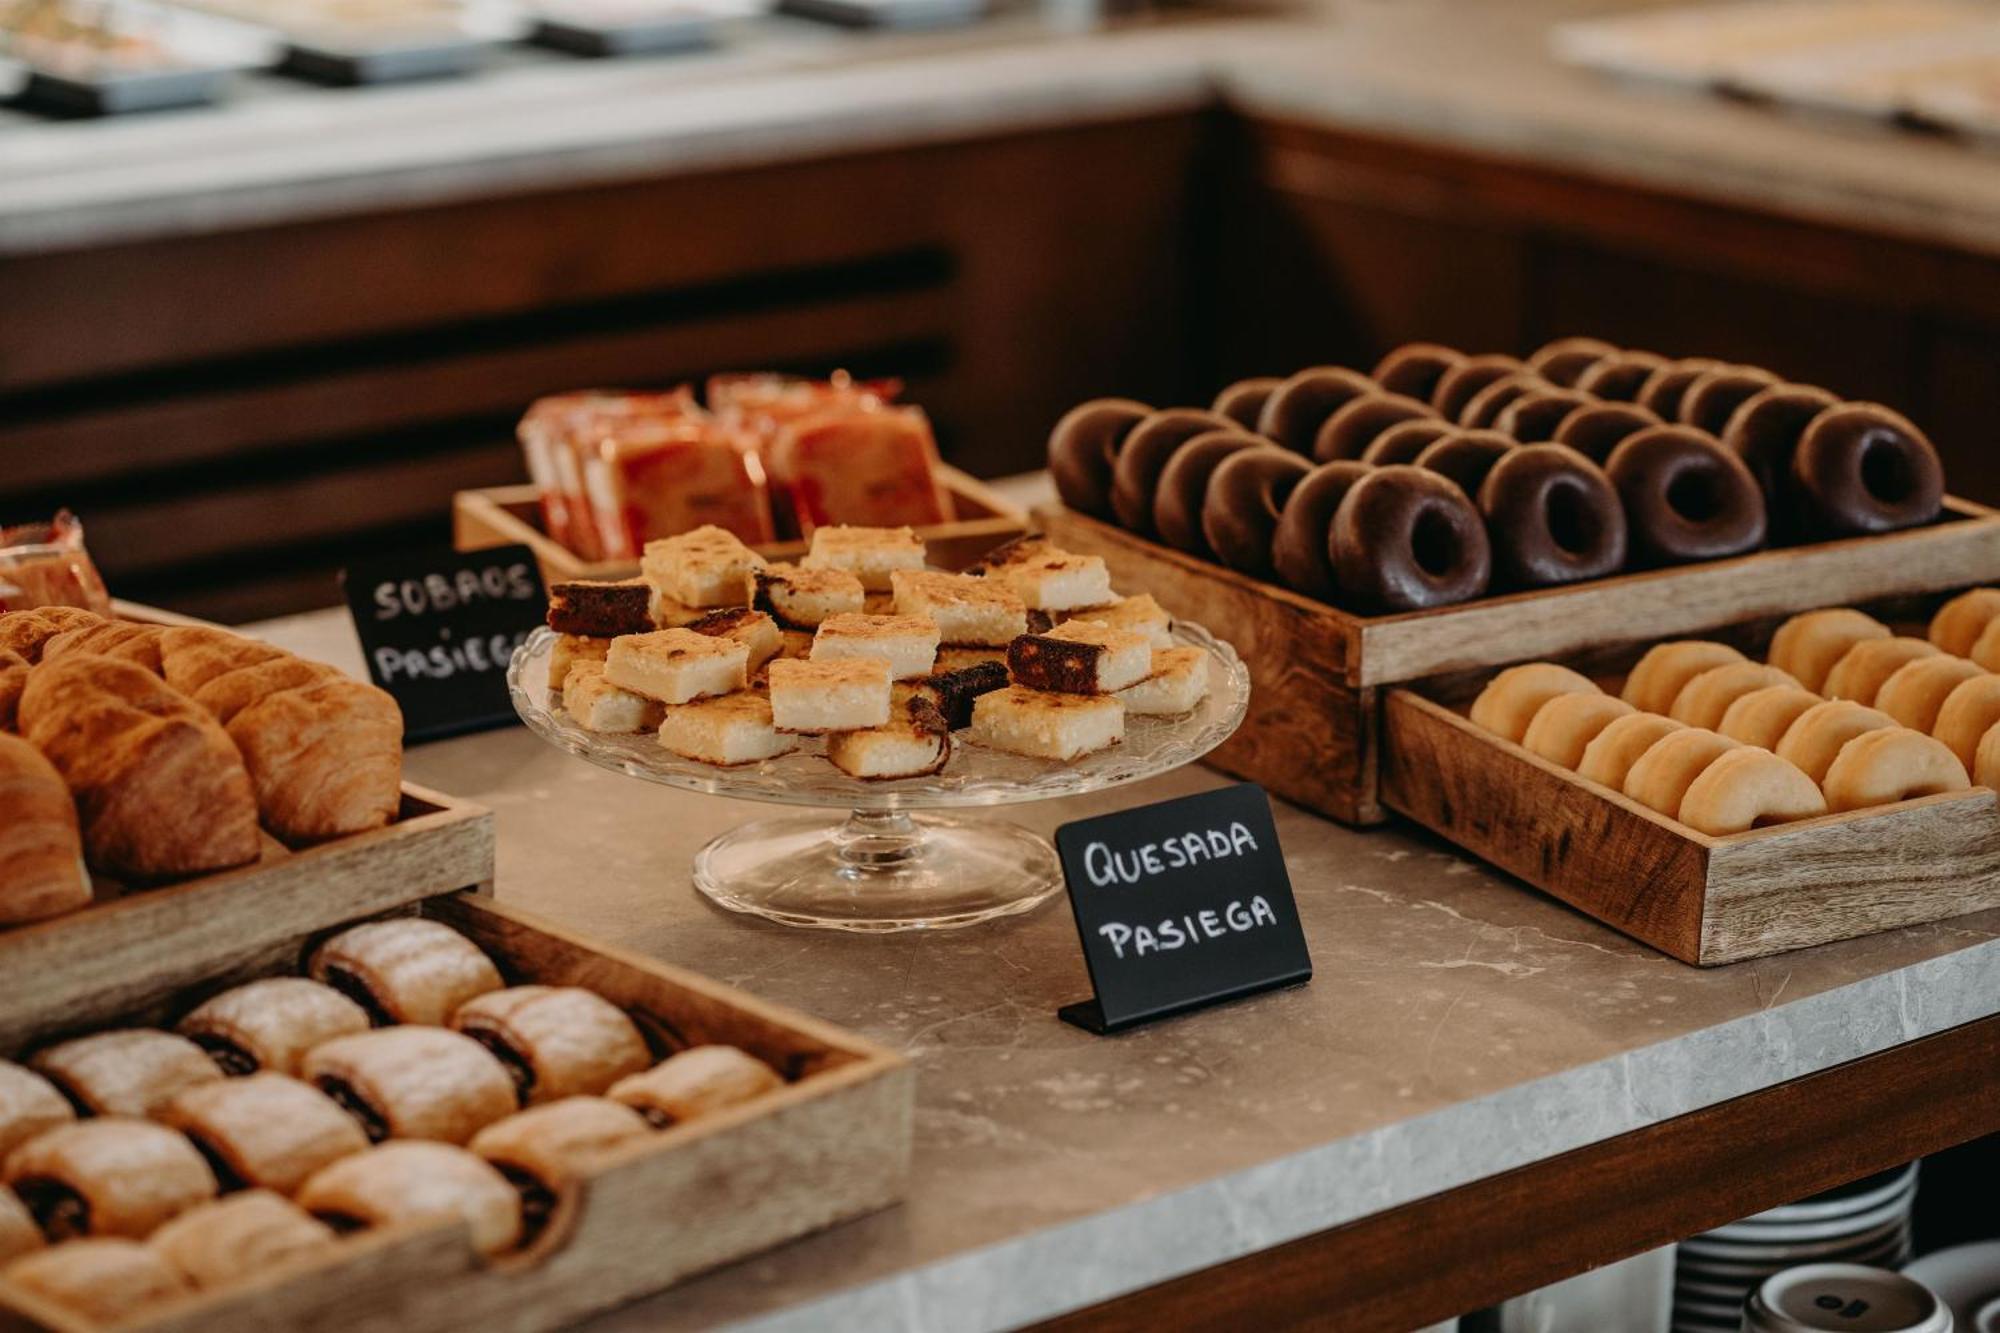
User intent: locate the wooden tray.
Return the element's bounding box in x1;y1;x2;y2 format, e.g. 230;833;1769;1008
454;464;1029;584
1039;498;2000;826
0;784;493;1052
1378;684;2000;965
0;894;912;1333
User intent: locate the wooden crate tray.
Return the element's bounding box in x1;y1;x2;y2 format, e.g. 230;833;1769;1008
1039;498;2000;826
0;784;492;1052
0;893;913;1333
1378;682;2000;965
454;464;1029;583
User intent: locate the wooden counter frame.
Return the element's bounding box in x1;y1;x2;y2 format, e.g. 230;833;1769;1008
1035;1011;2000;1333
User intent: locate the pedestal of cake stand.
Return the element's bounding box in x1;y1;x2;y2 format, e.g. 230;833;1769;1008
691;809;1062;932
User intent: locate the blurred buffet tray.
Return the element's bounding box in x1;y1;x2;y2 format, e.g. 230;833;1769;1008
1039;497;2000;827
452;464;1029;583
0;0;268;112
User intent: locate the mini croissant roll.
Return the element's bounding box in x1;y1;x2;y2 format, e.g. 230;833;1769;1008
468;1098;649;1242
3;1119;218;1240
0;1063;74;1161
308;919;504;1027
39;622;168;675
451;987;651;1105
176;977;370;1076
0;650;30;732
0;608;103;664
157;626;403;842
30;1030;223;1119
298;1142;522;1257
607;1046;783;1128
0;1186;43;1265
0;1238;187;1323
147;1191;337;1291
28;1032;218;1126
303;1028;518;1146
18;654;261;880
0;735;91;927
157;1074;369;1195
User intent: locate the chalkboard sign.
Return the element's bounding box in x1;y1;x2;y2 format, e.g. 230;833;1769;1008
341;545;546;743
1055;783;1311;1035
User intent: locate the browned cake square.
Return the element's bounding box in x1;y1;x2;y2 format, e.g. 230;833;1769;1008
1006;622;1150;695
750;564;865;629
547;579;653;638
963;534;1056;576
908;661;1010;730
825;689;952;779
687;608;783;673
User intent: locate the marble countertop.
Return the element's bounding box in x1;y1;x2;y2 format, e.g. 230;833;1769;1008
13;0;2000;257
251;562;2000;1331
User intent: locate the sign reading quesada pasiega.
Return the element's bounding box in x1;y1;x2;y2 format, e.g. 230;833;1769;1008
341;544;546;744
1054;783;1311;1034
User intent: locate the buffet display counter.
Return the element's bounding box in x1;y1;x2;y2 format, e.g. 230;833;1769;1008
231;476;2000;1333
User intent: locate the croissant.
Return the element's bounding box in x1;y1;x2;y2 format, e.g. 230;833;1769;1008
0;650;27;731
0;733;91;925
39;622;166;674
158;627;402;841
18;654;261;879
0;608;104;663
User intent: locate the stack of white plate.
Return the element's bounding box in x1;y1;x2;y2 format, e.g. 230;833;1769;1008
1673;1163;1919;1332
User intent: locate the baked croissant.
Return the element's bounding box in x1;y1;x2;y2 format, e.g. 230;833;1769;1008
0;649;29;732
39;621;167;674
158;628;402;842
0;734;91;925
0;608;103;663
18;654;261;879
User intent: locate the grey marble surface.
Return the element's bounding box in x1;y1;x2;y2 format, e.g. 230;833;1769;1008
252;598;2000;1333
13;0;2000;256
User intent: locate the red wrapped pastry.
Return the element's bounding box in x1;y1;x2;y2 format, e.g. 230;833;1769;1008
770;405;951;534
517;390;702;560
581;418;776;558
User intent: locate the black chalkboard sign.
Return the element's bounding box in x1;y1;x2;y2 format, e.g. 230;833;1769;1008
1055;783;1310;1035
341;544;546;743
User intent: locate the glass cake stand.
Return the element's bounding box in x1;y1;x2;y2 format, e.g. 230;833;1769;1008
508;624;1250;932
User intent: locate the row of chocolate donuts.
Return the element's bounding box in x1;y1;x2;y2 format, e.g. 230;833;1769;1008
1371;336;1945;540
1047;335;1947;613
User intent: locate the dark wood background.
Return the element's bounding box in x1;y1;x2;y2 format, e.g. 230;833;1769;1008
4;106;1998;624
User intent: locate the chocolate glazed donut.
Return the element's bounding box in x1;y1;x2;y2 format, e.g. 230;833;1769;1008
1460;372;1547;429
1497;388;1595;442
1575;350;1669;402
1790;403;1945;537
1431;355;1526;423
1681;365;1780;436
1362;418;1453;466
1331;466;1493;612
1605;426;1768;564
1314;392;1435;462
1721;383;1839;527
1211;378;1283;432
1526;336;1618;388
1636;358;1725;422
1153;430;1268;557
1372;343;1465;402
1272;461;1372;601
1476;443;1629;588
1257;367;1377;455
1553;401;1662;464
1047;397;1150;518
1201;448;1314;580
1109;408;1235;536
1415;429;1516;499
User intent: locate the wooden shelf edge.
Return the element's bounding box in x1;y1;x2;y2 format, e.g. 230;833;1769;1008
1031;1012;2000;1333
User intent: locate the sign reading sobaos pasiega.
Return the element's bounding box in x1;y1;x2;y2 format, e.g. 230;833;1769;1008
341;544;546;743
1055;783;1311;1034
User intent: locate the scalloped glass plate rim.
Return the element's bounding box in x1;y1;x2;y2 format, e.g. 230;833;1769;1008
508;622;1251;811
